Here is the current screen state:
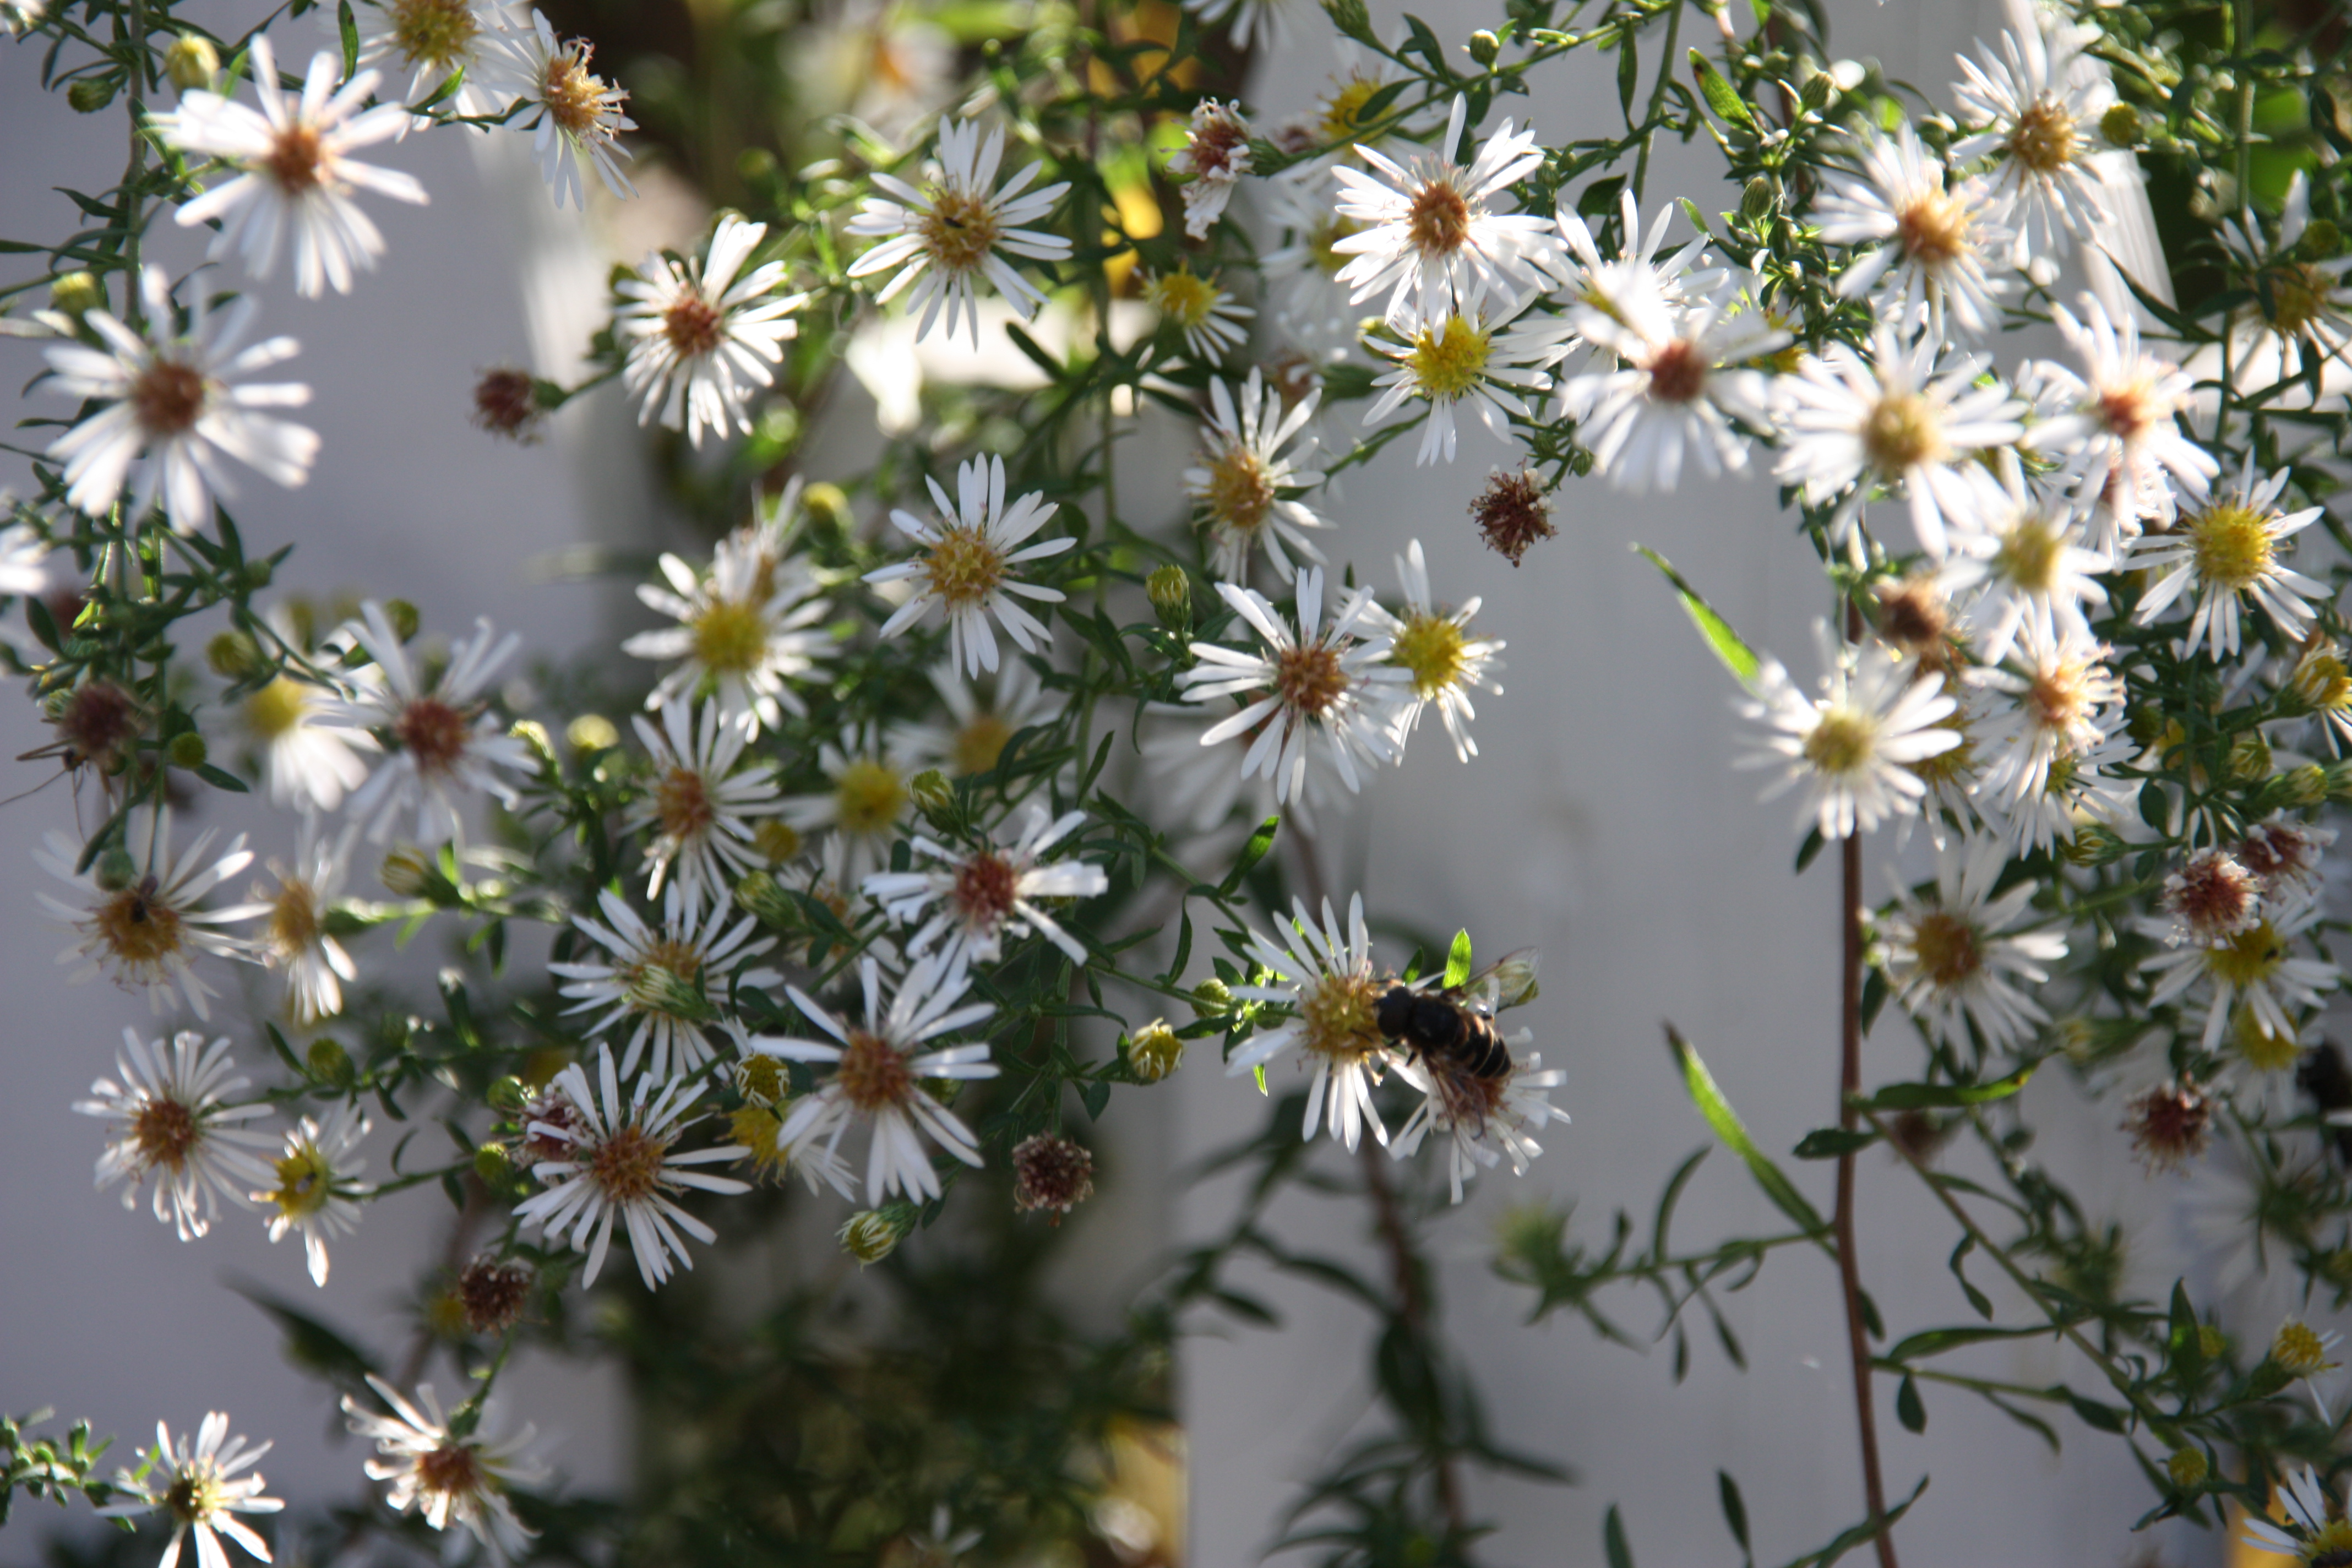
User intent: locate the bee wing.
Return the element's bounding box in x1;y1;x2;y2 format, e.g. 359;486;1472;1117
1473;949;1540;1012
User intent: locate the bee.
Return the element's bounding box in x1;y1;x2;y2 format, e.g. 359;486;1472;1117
1376;950;1539;1129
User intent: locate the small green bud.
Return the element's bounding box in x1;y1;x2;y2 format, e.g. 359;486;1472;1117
1799;70;1834;111
507;719;554;769
733;869;798;929
2229;731;2272;782
2297;217;2343;262
94;846;138;892
48;271;102;320
306;1038;355;1087
487;1075;530;1113
563;714;617;753
67;76;119;113
204;631;259;679
2099;102;2142;148
2057;823;2126;867
380;846;435;898
2197;1323;2228;1358
2280;763;2329;808
1319;0;1374;43
473;1142;515;1188
383;599;421;642
164;33;219;92
2126;705;2165;747
908;767;955;823
1740;175;1776;223
1566;445;1595;478
241;557;273;592
1191;977;1233;1017
1146;565;1192;630
840;1207;908;1265
166;731;209;770
1467;28;1500;65
1125;1019;1184;1083
2165;1448;2207;1490
799;481;852;536
736;146;777;183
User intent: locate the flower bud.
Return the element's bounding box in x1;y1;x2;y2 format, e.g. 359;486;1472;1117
2298;217;2344;261
380;846;435;898
487;1075;530;1113
1466;28;1500;64
800;481;853;536
67;76;118;113
93;846;138;892
1126;1019;1184;1082
1147;565;1192;630
840;1207;910;1265
306;1038;356;1087
2197;1324;2227;1358
2279;763;2329;808
204;630;259;679
2099;102;2142;148
164;33;219;92
1740;175;1776;222
2057;824;2126;867
909;767;955;826
166;731;208;770
1799;70;1835;111
383;599;421;642
2165;1448;2207;1490
734;869;798;928
472;1142;515;1188
753;820;804;864
563;713;617;753
1191;977;1233;1017
47;270;102;320
1320;0;1374;42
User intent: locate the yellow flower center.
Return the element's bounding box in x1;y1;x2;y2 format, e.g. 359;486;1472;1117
268;878;320;957
265;123;326;195
1203;443;1277;536
835;1027;915;1112
2187;502;2275;591
2300;1518;2352;1565
753;819;803;863
2007;98;2079;175
96;878;184;968
1908;908;1983;990
388;0;478;67
1801;707;1878;777
2026;661;2092;735
2274;1319;2333;1374
266;1139;336;1221
918;186;1001;276
730;1102;792;1175
1319;74;1382;144
1862;391;1946;476
2236;1005;2300;1072
2208;918;2285;989
2264;262;2334;337
1406;317;1493;401
542;41;617;139
953;714;1013;776
1894;187;1969;268
689;596;768;675
1146;269;1221;329
834;758;907;835
1389;612;1467;698
921;524;1008;609
1308;215;1362;279
1298;970;1383;1063
586;1121;670;1204
165;1467;226;1526
1994;515;2064;593
2297;650;2352;712
244;676;311;740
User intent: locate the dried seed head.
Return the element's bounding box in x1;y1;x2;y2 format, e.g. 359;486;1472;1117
1469;468;1556;567
455;1255;535;1335
472;367;543;443
1011;1133;1095;1219
2122;1077;2211;1173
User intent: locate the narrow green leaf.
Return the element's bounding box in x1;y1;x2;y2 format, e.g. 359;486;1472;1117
1219;814;1279;894
1949;1233;1994;1319
1861;1064;2034;1111
1793;826;1826;873
1616;30;1639;115
1688;50;1756;127
1003;322;1064;378
1718;1471;1750;1555
336;0;360;79
1444;929;1473;989
1667;1026;1827;1237
1793;1127;1875;1160
2065;1391;2129;1434
1885;1324;2048;1362
1603;1504;1636;1568
1080;1079;1111;1121
1895;1374;1925;1433
194;762;250;793
1634;545;1760;686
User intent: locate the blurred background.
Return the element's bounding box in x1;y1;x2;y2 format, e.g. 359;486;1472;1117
0;0;2303;1564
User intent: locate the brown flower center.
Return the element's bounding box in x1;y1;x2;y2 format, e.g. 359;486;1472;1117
2168;854;2256;939
269;879;320;956
1407;179;1472;255
1894;187;1969;269
132;360;209;439
835;1028;915;1112
96;878;184;968
921;525;1008;609
918;187;1001;275
662;292;725;359
1908;908;1983;989
654;766;715;843
165;1467;225;1525
1275;643;1349;719
394;697;472;775
2094;376;2157;440
416;1442;484;1502
543;42;615;138
265;122;327;194
586;1121;671;1204
2026;662;2089;733
132;1096;199;1172
1204;444;1277;535
1645;337;1709;403
950;850;1019;929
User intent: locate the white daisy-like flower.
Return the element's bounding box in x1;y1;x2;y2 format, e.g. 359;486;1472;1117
1543;186;1723;329
1229;893;1393;1151
2237;815;2334;901
1774;327;2026;560
1391;1049;1566;1205
2242;1464;2352;1562
868;453;1071;677
2128;456;2325;659
252;816;359;1026
2152;848;2263;948
892;658;1060;779
1816;120;2013;341
75;1030;275;1240
154;39;427;297
624;522;835;738
238;663;378;813
483;8;636;209
2028;293;2218;533
1143;266;1253;362
1355;538;1502;763
252;1101;368;1287
2219;171;2352;380
864;803;1108;968
616;214;805;447
1949;17;2115;270
96;1414;282;1568
1177;566;1408;803
1939;454;2109;665
1880;836;2066;1050
780;725;916;885
37;812;265;1019
1181;0;1288;48
329;603;532;845
2142;891;2339;1053
1333;96;1557;332
1553;274;1787;493
1738;626;1961;840
752;955;998;1202
351;0;511;118
1185;367;1331;582
514;1046;749;1288
845;116;1072;346
0;519;50;596
343;1375;545;1559
627;698;782;914
2289;639;2352;756
1261;166;1364;355
40;265;318;535
551;889;779;1081
1969;618;2121;808
1362;300;1564;466
1169;99;1253;239
1137;700;1326;837
1990;726;2139;855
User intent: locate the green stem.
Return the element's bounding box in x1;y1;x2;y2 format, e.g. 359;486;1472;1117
1631;0;1686;202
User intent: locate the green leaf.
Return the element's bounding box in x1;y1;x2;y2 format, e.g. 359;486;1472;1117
2066;1392;2129;1434
23;592;60;652
1793;1127;1876;1159
1793;826;1826;873
1003;322;1065;379
1718;1471;1751;1556
336;0;360;79
1895;1374;1925;1433
1860;1064;2034;1111
1950;1233;1994;1319
1219;814;1279;894
1603;1504;1636;1568
1634;545;1760;687
1080;1078;1111;1121
1688;51;1756;128
1443;929;1473;989
194;763;250;793
1667;1026;1828;1238
1885;1324;2048;1362
1616;30;1640;115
